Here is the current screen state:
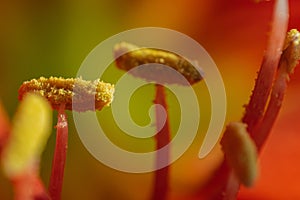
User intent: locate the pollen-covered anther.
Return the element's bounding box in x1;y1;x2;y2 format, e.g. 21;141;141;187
282;29;300;73
114;42;203;85
221;122;258;187
18;77;114;112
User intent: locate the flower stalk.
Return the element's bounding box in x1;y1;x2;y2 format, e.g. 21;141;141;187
152;84;171;200
49;104;68;200
12;168;49;200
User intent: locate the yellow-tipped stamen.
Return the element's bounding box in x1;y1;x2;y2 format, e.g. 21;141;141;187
221;122;258;187
254;29;300;149
1;93;52;178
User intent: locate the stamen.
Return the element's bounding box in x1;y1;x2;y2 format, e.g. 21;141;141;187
1;93;52;178
221;122;258;187
254;29;300;149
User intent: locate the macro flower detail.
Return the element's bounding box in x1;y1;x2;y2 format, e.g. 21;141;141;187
0;0;299;199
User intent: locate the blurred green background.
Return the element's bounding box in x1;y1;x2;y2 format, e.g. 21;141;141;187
1;0;300;199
